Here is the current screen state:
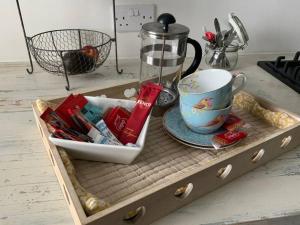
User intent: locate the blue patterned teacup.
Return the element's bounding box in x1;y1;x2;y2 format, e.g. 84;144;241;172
180;101;232;134
178;69;246;110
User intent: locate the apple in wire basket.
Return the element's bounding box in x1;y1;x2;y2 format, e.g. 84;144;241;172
62;51;95;74
62;45;99;75
81;45;99;61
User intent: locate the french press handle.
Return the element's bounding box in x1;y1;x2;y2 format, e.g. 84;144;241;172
182;38;202;78
157;14;202;78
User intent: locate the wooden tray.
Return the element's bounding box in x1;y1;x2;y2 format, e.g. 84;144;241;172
32;81;300;225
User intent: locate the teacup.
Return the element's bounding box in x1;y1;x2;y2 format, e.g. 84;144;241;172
178;69;246;110
180;101;232;134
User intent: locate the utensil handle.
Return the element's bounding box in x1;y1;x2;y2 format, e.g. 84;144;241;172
182;38;202;78
214;18;221;33
232;72;247;95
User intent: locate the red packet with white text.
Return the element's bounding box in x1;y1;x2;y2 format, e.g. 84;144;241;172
212;130;247;149
119;82;162;145
103;107;131;138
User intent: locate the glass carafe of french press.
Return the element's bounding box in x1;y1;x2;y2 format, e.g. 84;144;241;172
139;13;202;108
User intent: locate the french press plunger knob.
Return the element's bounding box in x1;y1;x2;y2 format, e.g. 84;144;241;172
157;13;176;32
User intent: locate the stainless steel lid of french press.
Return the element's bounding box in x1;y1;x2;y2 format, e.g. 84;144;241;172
141;19;190;40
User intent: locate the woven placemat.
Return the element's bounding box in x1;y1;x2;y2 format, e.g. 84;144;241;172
73;105;278;205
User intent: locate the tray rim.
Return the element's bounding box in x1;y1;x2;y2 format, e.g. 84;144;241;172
32;80;300;225
32;104;87;224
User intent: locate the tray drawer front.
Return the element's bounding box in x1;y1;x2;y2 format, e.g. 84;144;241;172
89;127;300;225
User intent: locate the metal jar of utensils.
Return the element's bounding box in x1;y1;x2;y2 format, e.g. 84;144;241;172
205;43;239;71
203;13;249;71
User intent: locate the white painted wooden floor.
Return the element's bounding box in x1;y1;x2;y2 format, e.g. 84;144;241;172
0;55;300;225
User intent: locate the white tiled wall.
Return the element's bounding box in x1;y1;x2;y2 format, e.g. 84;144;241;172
1;0;299;62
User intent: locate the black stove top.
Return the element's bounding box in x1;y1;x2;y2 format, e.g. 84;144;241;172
257;52;300;93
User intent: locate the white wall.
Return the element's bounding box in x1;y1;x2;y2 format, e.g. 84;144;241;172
1;0;300;62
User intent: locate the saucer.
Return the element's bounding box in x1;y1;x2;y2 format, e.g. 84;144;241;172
163;106;236;149
164;129;214;149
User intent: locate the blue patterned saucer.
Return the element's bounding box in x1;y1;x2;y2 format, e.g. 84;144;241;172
163;105;227;148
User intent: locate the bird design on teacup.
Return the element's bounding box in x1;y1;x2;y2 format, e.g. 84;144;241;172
193;97;213;110
201;115;226;127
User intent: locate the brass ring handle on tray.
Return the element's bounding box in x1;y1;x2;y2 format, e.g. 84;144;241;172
281;136;292;148
251;149;265;163
217;164;232;179
174;183;194;199
123;206;146;223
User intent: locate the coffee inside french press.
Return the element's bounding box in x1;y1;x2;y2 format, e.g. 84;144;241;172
139;13;202;108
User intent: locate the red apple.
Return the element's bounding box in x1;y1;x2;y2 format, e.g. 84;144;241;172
81;45;99;60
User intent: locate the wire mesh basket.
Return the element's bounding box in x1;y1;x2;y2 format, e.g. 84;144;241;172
16;0;123;91
27;29;112;76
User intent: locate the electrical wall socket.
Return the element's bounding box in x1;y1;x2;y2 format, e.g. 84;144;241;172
115;4;155;32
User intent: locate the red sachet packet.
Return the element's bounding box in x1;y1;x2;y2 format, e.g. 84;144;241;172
40;107;70;130
53;129;85;142
40;107;92;142
119;82;163;145
55;94;88;127
222;113;244;131
103;107;131;138
212;130;247;149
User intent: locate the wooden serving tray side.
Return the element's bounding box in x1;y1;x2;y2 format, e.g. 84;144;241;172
32;103;87;225
32;81;300;225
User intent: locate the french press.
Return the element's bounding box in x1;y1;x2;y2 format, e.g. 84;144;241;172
139;13;202;107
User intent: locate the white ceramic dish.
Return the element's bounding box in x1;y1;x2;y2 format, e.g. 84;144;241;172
49;96;151;164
